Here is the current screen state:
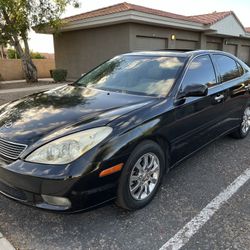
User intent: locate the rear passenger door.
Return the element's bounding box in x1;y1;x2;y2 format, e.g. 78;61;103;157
211;54;250;131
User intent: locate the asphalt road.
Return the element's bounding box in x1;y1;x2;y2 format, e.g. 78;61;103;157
0;87;249;250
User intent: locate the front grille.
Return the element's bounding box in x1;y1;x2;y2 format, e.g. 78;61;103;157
0;181;27;201
0;138;27;161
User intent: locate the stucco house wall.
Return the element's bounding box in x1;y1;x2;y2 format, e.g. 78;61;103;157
50;3;250;79
54;23;130;79
54;22;250;80
129;23;200;51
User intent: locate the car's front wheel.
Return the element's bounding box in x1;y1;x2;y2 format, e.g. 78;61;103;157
230;106;250;139
116;140;166;210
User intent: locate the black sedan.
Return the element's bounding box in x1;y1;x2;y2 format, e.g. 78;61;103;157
0;50;249;212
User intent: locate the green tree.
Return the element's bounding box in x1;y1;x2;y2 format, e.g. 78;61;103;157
0;35;7;59
0;0;79;82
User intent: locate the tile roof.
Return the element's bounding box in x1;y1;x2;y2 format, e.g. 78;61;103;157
188;11;232;25
63;2;235;26
245;27;250;33
63;2;194;23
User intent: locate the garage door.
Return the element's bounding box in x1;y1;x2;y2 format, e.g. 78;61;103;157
207;42;221;50
238;46;250;64
175;40;198;50
224;44;237;55
135;36;167;51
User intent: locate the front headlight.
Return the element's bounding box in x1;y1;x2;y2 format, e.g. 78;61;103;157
0;103;9;118
0;103;6;109
0;103;8;112
26;127;112;165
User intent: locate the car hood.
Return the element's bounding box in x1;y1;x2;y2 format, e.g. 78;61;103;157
0;85;156;146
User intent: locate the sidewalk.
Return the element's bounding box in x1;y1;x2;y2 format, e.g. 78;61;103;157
0;232;15;250
0;78;53;84
0;83;63;94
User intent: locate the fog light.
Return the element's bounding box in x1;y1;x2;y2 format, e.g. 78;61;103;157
42;195;71;208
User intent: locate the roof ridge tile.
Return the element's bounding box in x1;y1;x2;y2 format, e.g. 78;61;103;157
62;2;238;27
188;11;233;25
63;2;130;21
245;27;250;32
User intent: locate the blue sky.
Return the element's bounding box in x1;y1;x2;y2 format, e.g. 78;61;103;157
29;0;250;53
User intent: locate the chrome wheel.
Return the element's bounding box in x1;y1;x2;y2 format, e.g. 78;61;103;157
241;107;250;134
129;153;160;201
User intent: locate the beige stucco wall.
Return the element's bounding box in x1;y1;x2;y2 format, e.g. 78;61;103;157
210;15;246;37
221;37;250;64
54;23;130;79
53;22;250;79
0;59;55;81
128;23;250;64
129;23;200;51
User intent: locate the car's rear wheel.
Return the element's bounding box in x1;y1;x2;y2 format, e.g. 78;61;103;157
230;106;250;139
116;140;166;210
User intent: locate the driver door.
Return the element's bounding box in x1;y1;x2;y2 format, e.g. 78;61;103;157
169;55;226;163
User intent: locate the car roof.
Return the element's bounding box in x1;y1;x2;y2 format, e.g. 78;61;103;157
123;50;234;58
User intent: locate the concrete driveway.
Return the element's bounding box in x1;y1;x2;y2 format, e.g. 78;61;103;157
0;86;249;250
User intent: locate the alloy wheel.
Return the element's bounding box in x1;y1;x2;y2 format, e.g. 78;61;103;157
129;153;160;201
241;107;250;134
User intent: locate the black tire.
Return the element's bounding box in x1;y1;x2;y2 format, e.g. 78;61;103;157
230;106;250;139
116;140;167;210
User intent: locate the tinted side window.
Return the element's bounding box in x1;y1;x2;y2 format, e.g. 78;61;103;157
213;55;240;82
237;62;244;76
182;55;216;90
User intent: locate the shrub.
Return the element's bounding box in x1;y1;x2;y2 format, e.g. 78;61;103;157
50;69;67;82
7;49;45;59
7;49;20;59
30;52;45;59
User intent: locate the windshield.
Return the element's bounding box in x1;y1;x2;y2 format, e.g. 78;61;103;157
76;55;186;97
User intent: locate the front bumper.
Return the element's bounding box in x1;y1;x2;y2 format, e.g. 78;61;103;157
0;158;121;212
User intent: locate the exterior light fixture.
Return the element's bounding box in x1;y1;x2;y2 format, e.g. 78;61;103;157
171;34;176;40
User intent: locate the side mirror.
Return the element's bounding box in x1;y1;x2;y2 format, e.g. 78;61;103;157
181;84;208;98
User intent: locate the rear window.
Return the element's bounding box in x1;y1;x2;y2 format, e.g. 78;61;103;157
213;55;240;82
237;62;244;76
76;55;186;97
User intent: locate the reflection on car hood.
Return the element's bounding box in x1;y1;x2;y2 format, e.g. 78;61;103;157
0;85;155;145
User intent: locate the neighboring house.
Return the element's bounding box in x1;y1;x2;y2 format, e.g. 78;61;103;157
37;2;250;79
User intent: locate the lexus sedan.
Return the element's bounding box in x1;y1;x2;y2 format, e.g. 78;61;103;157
0;50;250;212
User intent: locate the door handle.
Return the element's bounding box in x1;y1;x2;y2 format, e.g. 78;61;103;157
214;94;224;102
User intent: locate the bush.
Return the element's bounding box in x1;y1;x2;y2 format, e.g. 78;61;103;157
50;69;67;82
7;49;45;59
7;49;20;59
30;52;45;59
